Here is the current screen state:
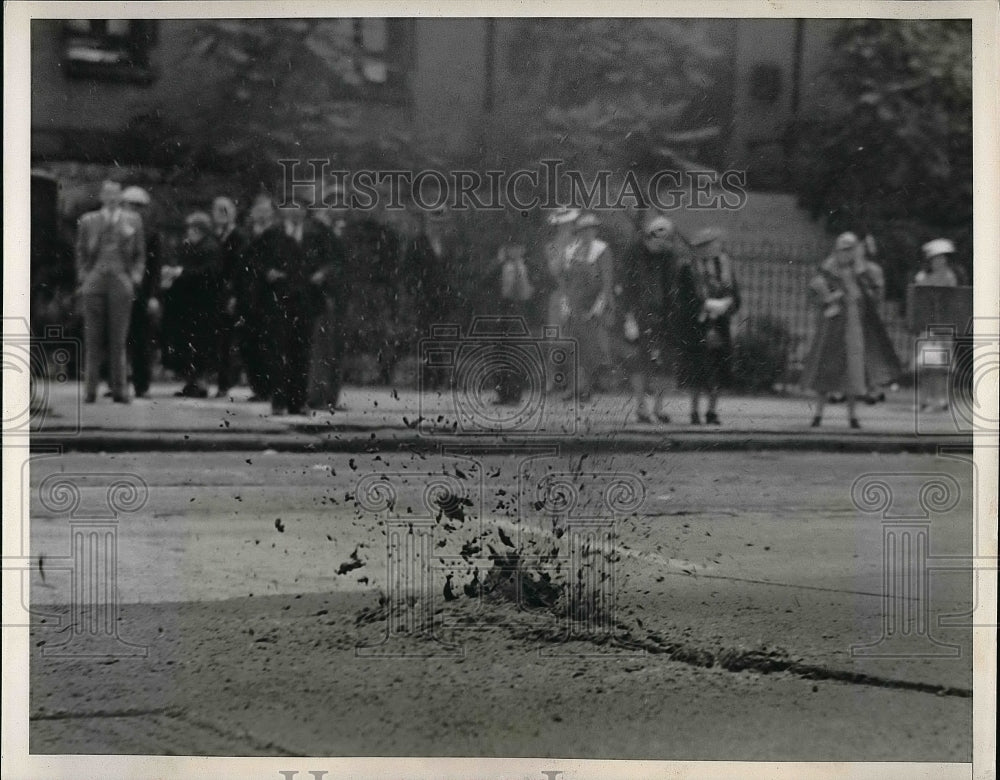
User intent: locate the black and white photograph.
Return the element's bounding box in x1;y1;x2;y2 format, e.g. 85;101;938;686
3;2;997;777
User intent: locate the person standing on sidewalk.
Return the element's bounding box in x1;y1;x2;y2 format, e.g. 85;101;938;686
914;238;959;412
674;228;740;425
619;214;679;423
559;212;615;401
249;201;314;415
494;242;535;405
120;186;160;400
541;208;580;394
801;232;901;429
211;196;250;399
75;180;146;404
161;212;223;398
299;203;347;411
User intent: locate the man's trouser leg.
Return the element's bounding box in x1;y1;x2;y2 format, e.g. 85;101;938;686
82;292;108;399
106;278;134;398
128;297;151;396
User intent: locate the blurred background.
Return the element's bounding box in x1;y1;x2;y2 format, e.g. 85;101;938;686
29;17;973;390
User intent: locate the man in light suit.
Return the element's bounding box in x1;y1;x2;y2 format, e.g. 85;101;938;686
75;180;146;403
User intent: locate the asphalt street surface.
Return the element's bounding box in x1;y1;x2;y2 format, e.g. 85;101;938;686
27;449;974;759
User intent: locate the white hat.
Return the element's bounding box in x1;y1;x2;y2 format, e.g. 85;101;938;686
835;232;859;251
547;207;580;226
574;212;601;230
922;238;955;259
644;215;674;236
121;186;151;205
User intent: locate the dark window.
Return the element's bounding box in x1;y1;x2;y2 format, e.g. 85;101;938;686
61;20;159;84
308;18;410;102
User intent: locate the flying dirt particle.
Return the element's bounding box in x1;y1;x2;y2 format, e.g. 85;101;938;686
444;574;458;601
337;546;364;575
497;527;516;548
275;518;285;533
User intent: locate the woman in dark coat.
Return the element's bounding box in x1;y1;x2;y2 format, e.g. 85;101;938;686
160;212;222;398
618;214;679;423
674;228;741;425
801;232;901;428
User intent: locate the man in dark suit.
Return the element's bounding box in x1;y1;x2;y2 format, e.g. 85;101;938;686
212;196;251;398
75;180;145;403
121;186;160;399
300;205;348;410
244;197;312;415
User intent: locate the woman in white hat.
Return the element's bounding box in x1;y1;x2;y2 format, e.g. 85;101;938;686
542;207;580;394
559;212;615;401
913;238;959;411
801;232;901;428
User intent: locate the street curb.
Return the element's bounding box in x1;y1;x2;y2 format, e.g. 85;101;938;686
29;430;973;454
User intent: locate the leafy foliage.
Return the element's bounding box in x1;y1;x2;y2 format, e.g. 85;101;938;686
495;19;726;174
792;20;972;298
181;19;419;189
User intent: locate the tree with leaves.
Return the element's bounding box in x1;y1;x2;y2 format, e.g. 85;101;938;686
792;19;972;298
495;18;726;177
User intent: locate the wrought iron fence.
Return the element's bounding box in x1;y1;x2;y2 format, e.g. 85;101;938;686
723;241;915;389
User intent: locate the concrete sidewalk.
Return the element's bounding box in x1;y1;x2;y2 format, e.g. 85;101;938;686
27;379;974;452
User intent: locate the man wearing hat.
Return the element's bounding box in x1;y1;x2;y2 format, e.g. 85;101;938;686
121;185;160;399
75;180;146;403
619;213;679;422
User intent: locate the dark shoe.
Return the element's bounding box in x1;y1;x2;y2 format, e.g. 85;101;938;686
84;393;97;404
270;405;287;416
655;412;672;424
112;395;131;405
103;390;114;398
849;417;861;429
690;412;701;425
705;411;720;425
810;416;822;428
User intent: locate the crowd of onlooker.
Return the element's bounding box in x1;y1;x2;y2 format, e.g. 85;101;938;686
69;178;965;426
